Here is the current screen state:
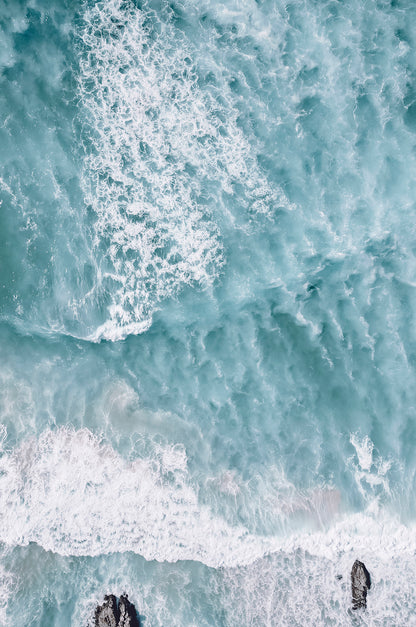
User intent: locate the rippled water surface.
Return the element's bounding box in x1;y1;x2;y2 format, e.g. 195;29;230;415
2;0;416;624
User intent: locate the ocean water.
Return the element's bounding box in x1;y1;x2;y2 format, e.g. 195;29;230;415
1;0;416;624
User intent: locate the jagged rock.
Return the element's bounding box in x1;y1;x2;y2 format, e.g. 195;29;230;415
118;595;140;627
95;595;140;627
95;595;120;627
351;560;371;610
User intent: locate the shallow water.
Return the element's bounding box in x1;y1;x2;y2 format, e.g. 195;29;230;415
1;0;416;624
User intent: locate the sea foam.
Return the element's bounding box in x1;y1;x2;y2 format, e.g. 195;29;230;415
1;427;416;624
0;427;414;562
76;0;283;342
0;427;273;567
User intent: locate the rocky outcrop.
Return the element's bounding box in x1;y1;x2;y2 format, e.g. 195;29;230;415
95;594;140;627
118;595;140;627
95;595;119;627
351;560;371;610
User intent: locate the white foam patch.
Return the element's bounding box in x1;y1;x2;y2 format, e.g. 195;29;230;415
349;432;392;505
350;432;374;472
76;0;283;341
221;532;416;626
0;427;274;567
1;428;416;621
217;436;416;624
0;427;414;565
220;434;415;624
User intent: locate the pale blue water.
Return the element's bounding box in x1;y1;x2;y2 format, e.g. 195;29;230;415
1;0;416;624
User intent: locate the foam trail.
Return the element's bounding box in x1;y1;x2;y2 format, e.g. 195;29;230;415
349;432;392;504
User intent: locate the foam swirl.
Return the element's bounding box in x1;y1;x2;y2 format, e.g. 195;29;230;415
77;0;279;340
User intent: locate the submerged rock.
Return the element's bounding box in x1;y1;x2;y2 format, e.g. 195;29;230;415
95;594;139;627
351;560;371;610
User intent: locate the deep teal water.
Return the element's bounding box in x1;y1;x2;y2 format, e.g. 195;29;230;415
2;0;416;624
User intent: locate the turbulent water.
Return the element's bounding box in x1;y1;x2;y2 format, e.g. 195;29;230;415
1;0;416;624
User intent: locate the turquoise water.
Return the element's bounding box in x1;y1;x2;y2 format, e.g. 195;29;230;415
1;0;416;624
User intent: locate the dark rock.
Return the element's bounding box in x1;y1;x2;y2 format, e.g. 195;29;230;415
351;560;371;610
119;595;140;627
95;595;140;627
95;595;120;627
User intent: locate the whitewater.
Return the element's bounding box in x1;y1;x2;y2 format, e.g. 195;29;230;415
1;0;416;624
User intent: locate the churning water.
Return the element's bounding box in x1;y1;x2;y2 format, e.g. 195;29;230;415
1;0;416;624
